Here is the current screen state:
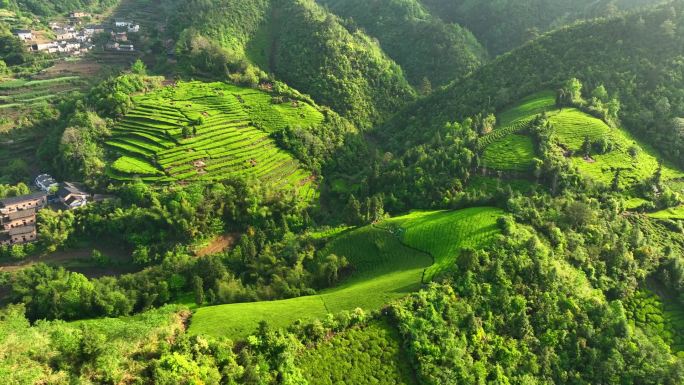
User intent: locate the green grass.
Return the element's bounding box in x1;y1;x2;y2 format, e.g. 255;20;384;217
481;134;536;171
106;81;324;200
189;207;502;338
648;206;684;220
297;321;417;385
382;207;503;280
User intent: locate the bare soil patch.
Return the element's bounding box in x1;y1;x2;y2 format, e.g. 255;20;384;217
195;232;239;257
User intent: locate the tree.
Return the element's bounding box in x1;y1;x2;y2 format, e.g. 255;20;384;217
564;78;583;103
345;195;363;225
193;275;204;305
581;135;591;158
131;59;147;75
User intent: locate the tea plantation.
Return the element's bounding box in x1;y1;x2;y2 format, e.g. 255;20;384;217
106;81;324;198
188;207;502;338
479;91;684;190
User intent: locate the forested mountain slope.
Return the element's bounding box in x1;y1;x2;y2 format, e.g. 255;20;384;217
420;0;659;55
315;0;486;88
166;0;415;129
381;2;684;169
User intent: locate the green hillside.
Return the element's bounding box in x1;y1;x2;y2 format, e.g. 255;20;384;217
382;2;684;174
105;81;320;198
477;91;684;189
316;0;486;87
188;207;501;338
419;0;656;55
166;0;415;128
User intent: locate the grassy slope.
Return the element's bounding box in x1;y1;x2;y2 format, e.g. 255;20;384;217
297;320;417;385
189;207;502;338
383;207;503;280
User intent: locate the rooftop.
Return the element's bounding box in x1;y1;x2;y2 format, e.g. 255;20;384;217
57;182;88;198
0;192;47;207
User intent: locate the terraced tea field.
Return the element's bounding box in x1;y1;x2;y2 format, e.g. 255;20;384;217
648;206;684;220
477;91;552;172
479;91;684;190
549;109;684;189
188;207;502;338
106;81;324;198
625;290;684;356
481;133;536;171
497;90;555;127
382;207;503;280
0;76;85;112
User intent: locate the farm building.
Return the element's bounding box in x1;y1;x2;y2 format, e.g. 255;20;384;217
105;41;120;50
127;24;140;33
0;192;45;246
35;174;58;192
115;20;132;27
57;182;89;209
119;44;135;51
13;29;33;40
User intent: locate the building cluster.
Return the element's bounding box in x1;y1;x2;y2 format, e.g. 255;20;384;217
105;19;140;52
11;13;141;56
0;174;90;247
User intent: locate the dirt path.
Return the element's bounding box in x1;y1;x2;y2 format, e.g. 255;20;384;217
195;232;240;257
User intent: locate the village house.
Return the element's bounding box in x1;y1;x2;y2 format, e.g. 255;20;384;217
69;12;90;19
0;192;47;215
119;44;135;51
13;29;33;40
0;192;46;246
84;24;106;35
35;174;58;192
112;31;128;41
105;41;120;51
57;182;89;209
2;226;37;245
115;19;131;28
127;24;140;33
53;28;76;40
